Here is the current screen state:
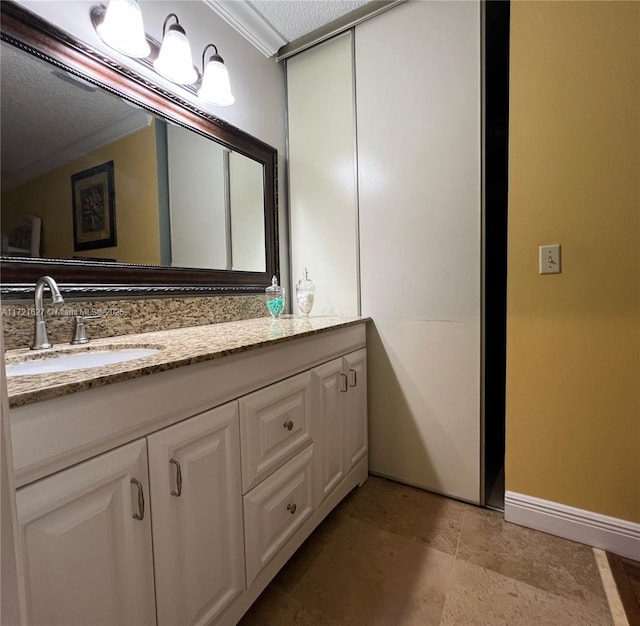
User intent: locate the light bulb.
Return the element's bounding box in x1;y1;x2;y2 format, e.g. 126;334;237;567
96;0;150;58
154;24;197;85
198;57;234;106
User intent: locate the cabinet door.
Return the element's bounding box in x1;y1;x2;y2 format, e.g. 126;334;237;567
343;349;368;471
147;402;244;626
16;439;155;626
312;357;346;502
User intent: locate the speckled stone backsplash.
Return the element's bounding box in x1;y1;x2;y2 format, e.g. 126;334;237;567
2;295;265;351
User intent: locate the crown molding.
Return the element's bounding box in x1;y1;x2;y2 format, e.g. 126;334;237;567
202;0;287;58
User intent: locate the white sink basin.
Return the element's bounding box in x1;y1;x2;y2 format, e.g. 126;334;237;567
5;347;160;377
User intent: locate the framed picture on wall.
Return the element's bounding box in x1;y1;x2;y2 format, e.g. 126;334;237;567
71;161;116;251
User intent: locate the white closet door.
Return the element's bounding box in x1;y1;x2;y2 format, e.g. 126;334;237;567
356;1;482;502
287;32;359;316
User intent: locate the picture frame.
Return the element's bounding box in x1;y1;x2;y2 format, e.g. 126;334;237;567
71;161;116;251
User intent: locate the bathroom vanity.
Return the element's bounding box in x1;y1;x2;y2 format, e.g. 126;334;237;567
7;316;368;625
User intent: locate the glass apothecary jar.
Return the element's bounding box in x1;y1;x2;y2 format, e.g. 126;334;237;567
265;275;285;318
295;268;315;316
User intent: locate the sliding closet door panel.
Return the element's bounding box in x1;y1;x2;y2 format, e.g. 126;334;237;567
287;33;359;316
356;1;482;502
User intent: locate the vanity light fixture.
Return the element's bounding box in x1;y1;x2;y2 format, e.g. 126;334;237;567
91;0;235;106
95;0;150;58
198;44;235;106
92;3;235;106
153;14;198;85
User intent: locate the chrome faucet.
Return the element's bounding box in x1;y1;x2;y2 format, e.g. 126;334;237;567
31;276;64;350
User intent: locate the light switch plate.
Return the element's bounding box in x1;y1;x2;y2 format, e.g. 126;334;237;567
539;244;561;274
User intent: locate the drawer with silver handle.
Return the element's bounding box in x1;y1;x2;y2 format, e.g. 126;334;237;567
239;370;312;493
243;445;314;586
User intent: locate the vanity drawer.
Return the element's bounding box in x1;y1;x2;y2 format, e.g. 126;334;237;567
239;370;312;493
243;445;314;586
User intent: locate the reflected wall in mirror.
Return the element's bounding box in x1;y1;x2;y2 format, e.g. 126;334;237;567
0;1;277;296
165;122;265;271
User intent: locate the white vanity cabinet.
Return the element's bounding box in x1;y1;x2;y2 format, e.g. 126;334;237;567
147;402;245;626
239;347;367;589
313;348;367;504
10;321;368;626
15;439;156;626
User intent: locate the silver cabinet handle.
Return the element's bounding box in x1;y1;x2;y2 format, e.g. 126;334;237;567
287;503;297;514
131;478;145;520
349;368;357;388
169;458;182;497
283;419;294;431
340;373;348;392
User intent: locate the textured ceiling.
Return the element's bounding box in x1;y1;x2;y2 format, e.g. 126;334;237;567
1;43;150;189
248;0;374;42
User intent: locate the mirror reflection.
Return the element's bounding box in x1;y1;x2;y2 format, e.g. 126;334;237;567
0;41;266;272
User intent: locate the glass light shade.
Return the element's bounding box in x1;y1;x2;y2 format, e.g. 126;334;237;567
96;0;150;58
198;59;234;106
153;27;198;85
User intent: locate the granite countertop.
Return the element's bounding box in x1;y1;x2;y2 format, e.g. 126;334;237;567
5;316;368;408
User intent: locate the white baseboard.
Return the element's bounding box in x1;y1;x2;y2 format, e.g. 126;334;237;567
504;491;640;561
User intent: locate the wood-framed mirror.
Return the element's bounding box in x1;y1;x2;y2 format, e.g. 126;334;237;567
0;1;279;298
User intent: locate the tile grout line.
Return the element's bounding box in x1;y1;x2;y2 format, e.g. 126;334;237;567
593;547;631;626
453;505;466;559
436;506;468;625
436;555;461;626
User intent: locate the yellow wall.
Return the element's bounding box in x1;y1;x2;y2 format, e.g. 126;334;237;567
506;1;640;522
2;124;160;264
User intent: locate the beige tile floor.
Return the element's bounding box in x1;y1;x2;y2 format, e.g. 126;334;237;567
239;475;615;626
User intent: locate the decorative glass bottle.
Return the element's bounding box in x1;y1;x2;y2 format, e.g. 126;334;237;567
295;268;315;316
265;275;285;318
